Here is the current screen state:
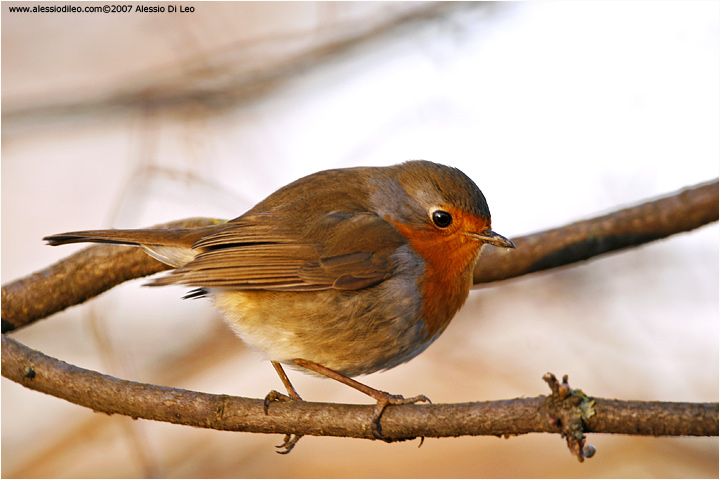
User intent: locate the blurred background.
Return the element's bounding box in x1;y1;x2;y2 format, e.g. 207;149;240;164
2;1;718;477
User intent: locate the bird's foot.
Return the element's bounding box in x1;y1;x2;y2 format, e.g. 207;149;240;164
265;361;305;453
370;392;432;440
262;390;305;454
263;389;301;414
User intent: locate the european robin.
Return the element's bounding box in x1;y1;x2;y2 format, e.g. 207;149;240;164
45;160;515;450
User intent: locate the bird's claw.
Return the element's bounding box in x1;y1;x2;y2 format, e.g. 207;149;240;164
275;433;304;454
263;389;301;414
370;393;432;440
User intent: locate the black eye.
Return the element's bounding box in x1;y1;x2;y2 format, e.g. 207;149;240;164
432;210;453;228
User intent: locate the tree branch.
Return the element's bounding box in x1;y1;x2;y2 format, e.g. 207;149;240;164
473;179;719;284
3;335;716;445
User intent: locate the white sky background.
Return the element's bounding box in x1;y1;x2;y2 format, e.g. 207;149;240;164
2;1;718;477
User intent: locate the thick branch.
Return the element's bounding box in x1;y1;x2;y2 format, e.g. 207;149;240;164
3;335;717;440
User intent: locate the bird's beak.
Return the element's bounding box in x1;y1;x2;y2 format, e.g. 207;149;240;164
472;229;516;249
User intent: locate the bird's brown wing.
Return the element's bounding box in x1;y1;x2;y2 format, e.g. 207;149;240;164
149;212;407;291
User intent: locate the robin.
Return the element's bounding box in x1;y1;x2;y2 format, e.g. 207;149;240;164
45;160;515;451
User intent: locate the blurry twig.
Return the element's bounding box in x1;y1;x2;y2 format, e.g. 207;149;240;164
3;2;480;127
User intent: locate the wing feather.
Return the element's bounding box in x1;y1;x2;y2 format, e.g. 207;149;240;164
149;212;407;291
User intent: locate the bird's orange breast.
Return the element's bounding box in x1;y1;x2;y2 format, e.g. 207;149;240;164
390;211;488;338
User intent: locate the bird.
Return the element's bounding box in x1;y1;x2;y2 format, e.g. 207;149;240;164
44;160;515;452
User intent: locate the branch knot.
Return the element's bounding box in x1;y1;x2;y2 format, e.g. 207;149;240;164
543;373;596;461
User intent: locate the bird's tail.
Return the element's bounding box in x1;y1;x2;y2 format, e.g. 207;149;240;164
43;226;219;267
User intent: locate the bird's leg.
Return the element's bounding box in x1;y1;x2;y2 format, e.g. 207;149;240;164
292;358;431;440
264;361;304;454
264;361;303;410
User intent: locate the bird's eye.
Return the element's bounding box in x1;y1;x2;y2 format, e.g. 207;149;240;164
431;210;453;228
